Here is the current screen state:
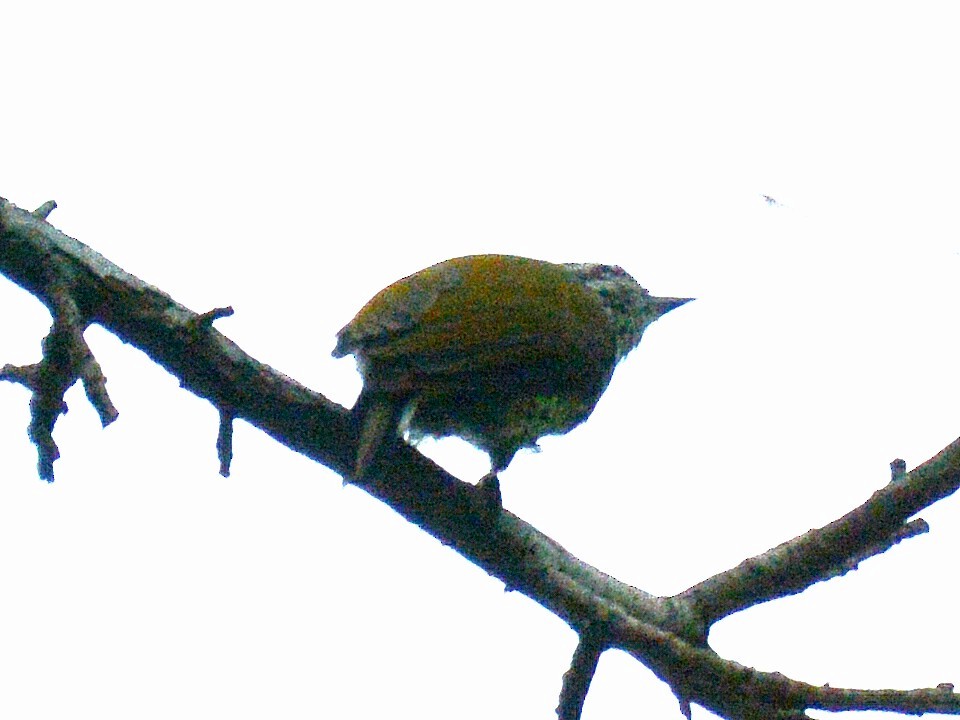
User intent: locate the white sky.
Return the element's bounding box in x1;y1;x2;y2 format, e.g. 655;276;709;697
1;3;958;719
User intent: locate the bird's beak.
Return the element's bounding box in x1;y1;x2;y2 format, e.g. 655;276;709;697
654;296;694;315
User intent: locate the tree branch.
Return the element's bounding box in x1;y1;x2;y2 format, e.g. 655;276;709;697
558;625;606;720
677;442;960;627
2;196;957;719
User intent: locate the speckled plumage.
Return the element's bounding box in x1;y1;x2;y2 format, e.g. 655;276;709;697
333;254;689;479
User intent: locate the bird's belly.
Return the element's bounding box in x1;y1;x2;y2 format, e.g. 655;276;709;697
407;375;606;468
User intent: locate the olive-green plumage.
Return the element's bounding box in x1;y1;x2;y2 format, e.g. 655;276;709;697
333;254;689;480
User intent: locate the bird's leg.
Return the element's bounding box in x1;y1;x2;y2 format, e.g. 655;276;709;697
476;472;503;513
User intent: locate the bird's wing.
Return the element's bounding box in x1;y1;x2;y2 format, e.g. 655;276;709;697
332;260;465;358
337;256;614;394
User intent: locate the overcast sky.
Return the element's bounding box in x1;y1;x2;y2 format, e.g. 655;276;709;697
2;3;958;719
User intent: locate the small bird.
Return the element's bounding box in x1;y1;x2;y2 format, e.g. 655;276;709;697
333;254;690;486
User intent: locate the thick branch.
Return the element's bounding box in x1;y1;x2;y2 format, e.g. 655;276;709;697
0;196;687;637
2;196;957;719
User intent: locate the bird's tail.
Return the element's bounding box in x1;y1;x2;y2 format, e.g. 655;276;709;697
353;394;402;481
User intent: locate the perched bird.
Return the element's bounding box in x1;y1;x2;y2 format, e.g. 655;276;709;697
333;254;690;485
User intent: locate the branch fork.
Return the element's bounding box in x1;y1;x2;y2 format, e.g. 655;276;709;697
2;196;957;718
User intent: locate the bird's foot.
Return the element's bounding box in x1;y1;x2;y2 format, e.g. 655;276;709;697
476;472;503;516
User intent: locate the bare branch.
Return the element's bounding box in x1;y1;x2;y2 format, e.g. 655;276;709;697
0;238;117;479
217;407;235;477
2;196;958;718
32;200;57;219
677;439;960;628
557;625;606;720
193;305;235;329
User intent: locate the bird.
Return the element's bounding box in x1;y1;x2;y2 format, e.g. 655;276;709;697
333;254;690;489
